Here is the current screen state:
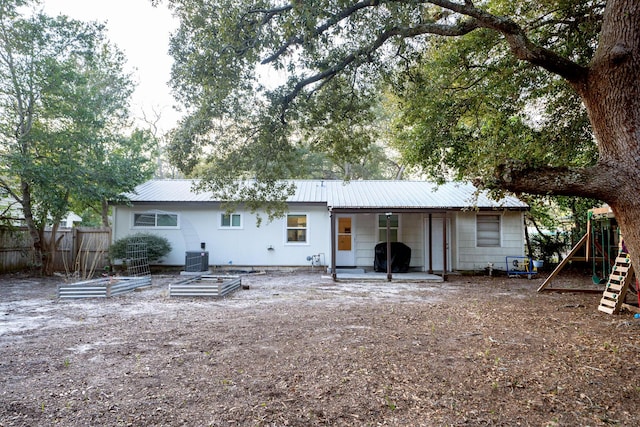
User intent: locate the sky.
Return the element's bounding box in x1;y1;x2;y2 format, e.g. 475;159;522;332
42;0;181;133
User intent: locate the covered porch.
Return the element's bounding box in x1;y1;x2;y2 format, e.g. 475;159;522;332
329;207;450;282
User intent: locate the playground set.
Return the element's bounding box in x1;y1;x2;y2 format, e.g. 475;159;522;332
537;206;639;314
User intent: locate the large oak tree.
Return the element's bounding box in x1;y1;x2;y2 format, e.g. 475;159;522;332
162;1;640;268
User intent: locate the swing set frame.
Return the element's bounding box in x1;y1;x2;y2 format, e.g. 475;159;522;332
537;206;620;293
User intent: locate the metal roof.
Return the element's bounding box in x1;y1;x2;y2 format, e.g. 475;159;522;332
124;179;214;202
121;179;528;210
325;180;526;209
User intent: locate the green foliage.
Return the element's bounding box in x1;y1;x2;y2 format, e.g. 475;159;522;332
163;0;605;198
524;195;601;262
297;76;381;174
529;232;570;265
110;233;172;263
387;23;598;183
77;209;103;228
164;0;414;199
71;128;157;225
0;1;155;273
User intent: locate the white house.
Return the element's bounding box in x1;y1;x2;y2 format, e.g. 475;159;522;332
110;179;529;277
59;212;82;228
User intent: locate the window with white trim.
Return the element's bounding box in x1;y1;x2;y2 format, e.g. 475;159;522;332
133;212;179;228
477;214;501;247
286;214;307;243
220;213;242;228
378;214;399;242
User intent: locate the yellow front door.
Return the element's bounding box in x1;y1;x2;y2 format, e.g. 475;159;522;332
336;215;355;266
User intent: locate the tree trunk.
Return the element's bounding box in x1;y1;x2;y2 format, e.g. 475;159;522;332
524;215;533;258
101;198;110;227
42;222;63;276
21;180;44;275
580;0;640;271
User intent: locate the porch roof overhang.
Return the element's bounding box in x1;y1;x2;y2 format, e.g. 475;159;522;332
327;206;528;214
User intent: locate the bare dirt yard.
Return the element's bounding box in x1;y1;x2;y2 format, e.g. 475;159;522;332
1;270;640;426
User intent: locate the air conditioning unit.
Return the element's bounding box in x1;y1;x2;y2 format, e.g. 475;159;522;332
185;251;209;272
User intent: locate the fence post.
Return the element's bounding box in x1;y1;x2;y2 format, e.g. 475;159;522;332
72;227;79;272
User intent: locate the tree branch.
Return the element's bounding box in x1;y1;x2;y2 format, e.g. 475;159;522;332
260;1;383;65
279;18;480;119
482;161;619;201
427;0;589;82
247;4;293;19
526;3;605;31
273;0;590;118
0;175;22;206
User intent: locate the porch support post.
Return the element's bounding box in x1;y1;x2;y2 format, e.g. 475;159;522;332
428;213;433;274
386;212;392;282
442;212;448;281
330;209;337;281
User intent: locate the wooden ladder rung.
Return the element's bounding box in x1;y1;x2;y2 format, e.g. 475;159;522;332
612;266;630;274
602;291;620;300
606;284;623;291
598;305;616;314
599;297;617;307
598;252;634;315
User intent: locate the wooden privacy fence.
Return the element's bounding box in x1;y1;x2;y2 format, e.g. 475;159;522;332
0;227;111;274
0;228;33;272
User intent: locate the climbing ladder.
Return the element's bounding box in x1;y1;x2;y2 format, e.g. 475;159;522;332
598;253;634;314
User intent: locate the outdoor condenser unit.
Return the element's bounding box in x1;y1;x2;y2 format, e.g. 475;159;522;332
185;251;209;272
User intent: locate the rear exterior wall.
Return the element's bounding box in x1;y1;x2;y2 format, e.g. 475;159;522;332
455;211;526;272
111;203;331;268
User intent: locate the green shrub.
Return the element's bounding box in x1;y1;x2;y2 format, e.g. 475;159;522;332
110;233;171;263
529;232;569;265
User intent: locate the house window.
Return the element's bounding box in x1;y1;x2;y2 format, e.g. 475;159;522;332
286;214;307;243
133;212;178;228
378;214;399;242
220;213;242;228
477;214;501;247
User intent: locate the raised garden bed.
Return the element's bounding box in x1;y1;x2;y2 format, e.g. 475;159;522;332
57;276;152;299
169;275;241;298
